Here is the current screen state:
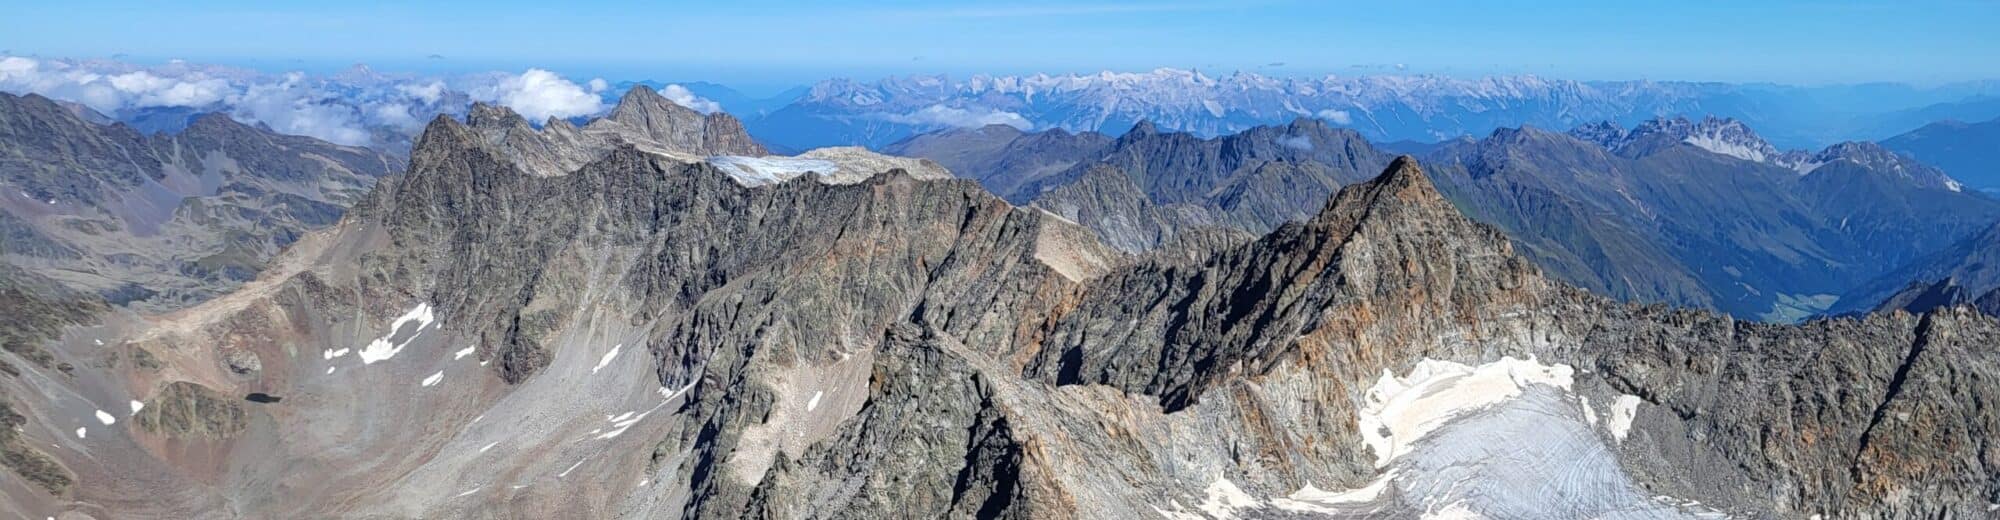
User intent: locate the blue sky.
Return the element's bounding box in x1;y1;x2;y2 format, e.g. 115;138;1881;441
4;0;1997;92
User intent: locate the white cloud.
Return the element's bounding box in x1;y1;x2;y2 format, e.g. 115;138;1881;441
0;57;230;113
658;84;721;114
370;102;422;131
398;81;447;104
227;73;371;145
881;104;1031;129
468;69;605;121
1278;134;1313;150
0;55;494;145
107;71;230;107
588;78;609;93
1316;109;1352;125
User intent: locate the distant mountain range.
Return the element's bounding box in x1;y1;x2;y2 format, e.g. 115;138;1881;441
746;69;2000;152
1881;115;2000;193
891;116;2000;321
9;56;2000;162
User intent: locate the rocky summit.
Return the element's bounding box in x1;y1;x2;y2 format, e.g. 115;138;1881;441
0;93;1995;519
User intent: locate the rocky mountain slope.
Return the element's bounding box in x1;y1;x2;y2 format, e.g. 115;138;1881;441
0;92;400;311
882;124;1114;197
1;95;1995;517
892;117;2000;320
1836;221;2000;317
1881;115;2000;192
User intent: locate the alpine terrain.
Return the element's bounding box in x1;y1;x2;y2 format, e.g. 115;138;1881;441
892;116;2000;321
0;96;1995;519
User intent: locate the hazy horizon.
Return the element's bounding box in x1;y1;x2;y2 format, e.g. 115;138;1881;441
6;0;1999;90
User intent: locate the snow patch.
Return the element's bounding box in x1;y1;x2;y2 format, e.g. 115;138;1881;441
706;156;840;187
591;344;622;374
1422;500;1483;519
421;371;444;387
557;458;587;478
94;410;116;425
75;427;86;439
359;303;434;364
1195;477;1262;519
454;346;476;360
1271;474;1393;513
1607;394;1642;443
597;412;649;439
805;391;824;412
595;399;671;440
326;366;337;375
128;400;145;415
479;441;499;453
1358;356;1574;467
323;348;350;360
455;487;480;498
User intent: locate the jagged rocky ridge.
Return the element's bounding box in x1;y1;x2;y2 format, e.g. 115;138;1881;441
1572;115;1969;191
0;99;1996;519
0;92;400;311
894;117;2000;321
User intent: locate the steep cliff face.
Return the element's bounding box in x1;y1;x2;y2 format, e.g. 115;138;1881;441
2;103;1994;519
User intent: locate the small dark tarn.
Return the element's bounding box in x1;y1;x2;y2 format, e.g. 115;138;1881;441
245;393;281;403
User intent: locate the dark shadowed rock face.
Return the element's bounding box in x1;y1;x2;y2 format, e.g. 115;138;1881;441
3;98;1996;519
0;92;399;311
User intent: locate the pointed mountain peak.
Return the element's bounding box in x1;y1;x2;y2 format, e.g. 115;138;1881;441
616;84;667;104
544;116;579;134
1128;119;1158;136
410;113;479;157
185;112;250;132
609;85;698;122
1311;155;1449;222
466;102;530;130
1374;155;1440;198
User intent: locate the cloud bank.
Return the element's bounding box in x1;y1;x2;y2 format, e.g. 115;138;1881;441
882;104;1032;130
0;56;618;147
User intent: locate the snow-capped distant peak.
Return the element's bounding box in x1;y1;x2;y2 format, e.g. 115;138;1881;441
1574;116;1828;172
